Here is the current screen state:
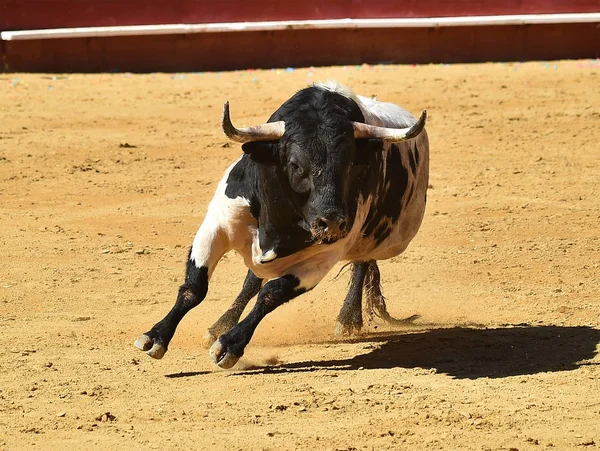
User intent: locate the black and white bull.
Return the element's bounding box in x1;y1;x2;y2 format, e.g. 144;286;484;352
134;82;429;368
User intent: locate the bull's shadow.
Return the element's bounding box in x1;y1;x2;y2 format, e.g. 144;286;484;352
239;325;600;379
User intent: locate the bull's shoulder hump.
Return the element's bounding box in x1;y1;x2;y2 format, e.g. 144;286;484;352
222;155;260;218
356;95;417;128
222;155;254;198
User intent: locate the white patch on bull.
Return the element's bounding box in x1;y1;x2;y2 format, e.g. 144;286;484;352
314;81;417;128
356;95;418;128
314;80;359;103
251;238;278;265
247;235;344;289
190;158;254;279
259;249;277;263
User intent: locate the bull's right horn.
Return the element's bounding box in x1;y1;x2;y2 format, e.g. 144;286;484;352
353;110;427;142
222;101;285;143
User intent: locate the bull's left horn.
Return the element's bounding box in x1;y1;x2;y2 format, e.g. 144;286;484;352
353;110;427;142
222;101;285;143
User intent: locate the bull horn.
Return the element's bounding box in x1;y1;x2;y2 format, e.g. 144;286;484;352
222;101;285;143
353;110;427;142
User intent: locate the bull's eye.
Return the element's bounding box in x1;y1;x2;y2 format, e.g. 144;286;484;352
287;159;310;194
289;161;304;176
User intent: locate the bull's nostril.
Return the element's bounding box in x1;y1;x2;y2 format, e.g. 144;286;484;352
339;220;348;232
316;218;329;230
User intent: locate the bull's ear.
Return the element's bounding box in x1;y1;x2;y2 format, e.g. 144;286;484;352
354;139;383;165
241;141;278;164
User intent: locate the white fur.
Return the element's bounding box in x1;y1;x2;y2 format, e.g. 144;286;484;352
315;80;417;127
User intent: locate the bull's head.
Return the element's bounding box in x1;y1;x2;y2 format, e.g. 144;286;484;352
222;89;426;244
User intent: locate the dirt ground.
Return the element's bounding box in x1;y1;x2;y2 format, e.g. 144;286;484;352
1;60;599;450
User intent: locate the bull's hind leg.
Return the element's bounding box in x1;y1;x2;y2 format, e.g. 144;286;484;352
364;260;419;326
334;261;369;336
209;274;305;369
201;270;263;349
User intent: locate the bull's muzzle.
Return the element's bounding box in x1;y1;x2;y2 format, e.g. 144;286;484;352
310;213;350;244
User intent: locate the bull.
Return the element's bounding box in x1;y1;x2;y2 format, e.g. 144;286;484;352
134;82;429;368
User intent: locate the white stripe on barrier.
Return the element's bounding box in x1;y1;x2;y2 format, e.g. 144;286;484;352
2;13;599;41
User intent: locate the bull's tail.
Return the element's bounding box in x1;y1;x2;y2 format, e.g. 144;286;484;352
364;261;420;325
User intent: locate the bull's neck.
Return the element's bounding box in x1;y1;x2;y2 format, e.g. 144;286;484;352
255;164;313;258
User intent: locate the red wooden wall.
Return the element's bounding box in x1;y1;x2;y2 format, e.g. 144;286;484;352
1;1;599;72
2;0;599;30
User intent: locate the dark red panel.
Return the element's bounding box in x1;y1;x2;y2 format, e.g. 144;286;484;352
4;23;599;72
1;0;599;31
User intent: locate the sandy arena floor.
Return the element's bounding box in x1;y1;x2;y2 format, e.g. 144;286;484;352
1;60;599;450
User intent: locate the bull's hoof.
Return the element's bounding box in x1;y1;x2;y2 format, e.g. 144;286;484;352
334;321;363;337
209;339;240;369
134;334;153;351
134;334;167;360
200;330;218;349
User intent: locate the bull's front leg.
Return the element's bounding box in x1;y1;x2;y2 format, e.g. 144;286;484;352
209;274;306;369
134;218;228;359
201;270;263;349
